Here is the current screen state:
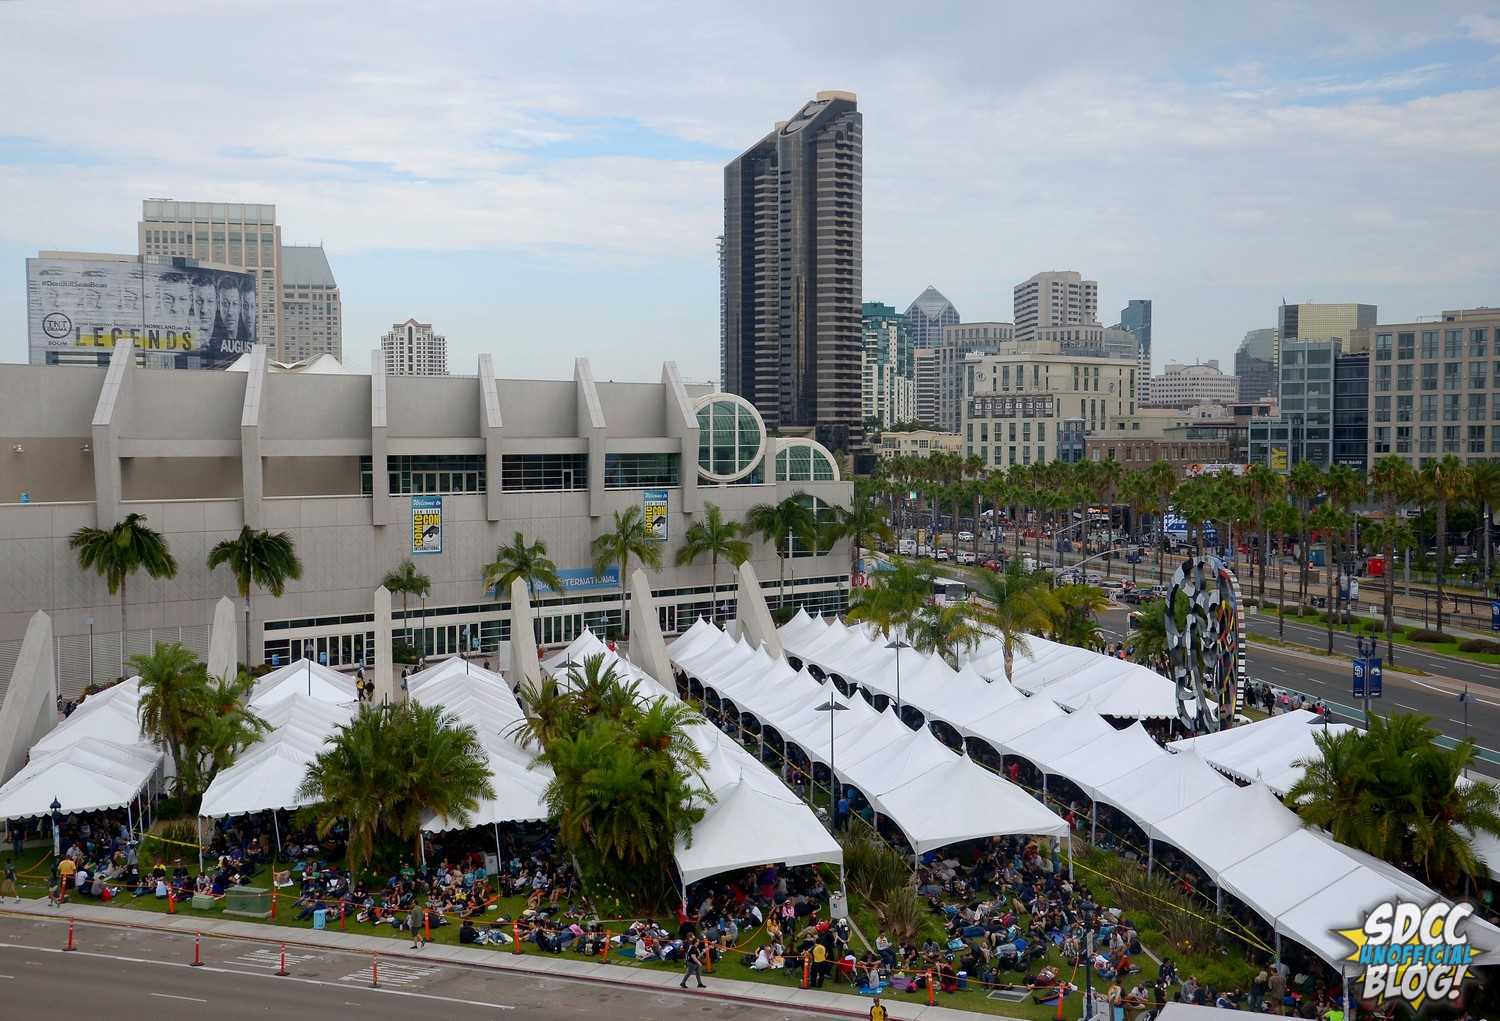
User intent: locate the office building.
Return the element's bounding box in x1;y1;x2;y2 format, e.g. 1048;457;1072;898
1235;328;1278;403
1276;302;1376;373
861;304;915;429
912;347;946;429
0;344;851;691
1118;299;1153;401
903;286;960;351
279;245;342;362
862;301;910;375
963;342;1136;469
1013;270;1098;341
139;200;283;358
1333;351;1369;472
1145;360;1239;409
908;321;1014;434
876;429;963;460
1248;339;1341;470
381;319;448;376
947;322;1013;352
1037;323;1138;363
1358;308;1500;467
722;92;863;450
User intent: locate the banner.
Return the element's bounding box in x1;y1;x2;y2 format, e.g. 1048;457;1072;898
26;256;258;367
411;495;442;555
643;488;669;541
1269;446;1289;472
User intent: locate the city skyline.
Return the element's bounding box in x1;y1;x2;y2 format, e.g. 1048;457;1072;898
2;3;1500;382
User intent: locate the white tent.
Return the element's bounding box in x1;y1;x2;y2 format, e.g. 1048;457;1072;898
422;757;552;831
840;720;959;799
1094;747;1231;843
675;778;843;887
1004;706;1116;773
1046;722;1167;805
669;617;731;662
33;696;148;755
249;659;358;707
0;740;161;819
541;629;611;673
1151;781;1303;884
198;695;354;819
874;757;1069;855
1170;710;1356;795
776;608;828;649
963;691;1067;748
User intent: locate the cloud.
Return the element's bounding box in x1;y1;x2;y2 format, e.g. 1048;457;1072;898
1461;13;1500;44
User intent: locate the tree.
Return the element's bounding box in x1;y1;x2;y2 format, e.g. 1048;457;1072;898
1047;583;1110;651
591;506;663;640
1287;461;1324;613
746;494;818;609
907;602;982;663
484;532;564;645
1145;461;1178;583
1418;456;1472;633
1264;500;1301;640
1120;470;1154;587
1243;464;1282;602
70;512;178;668
1309;502;1352;654
132;642;207;791
1323;464;1366;628
1369;456;1417;663
207;526;303;667
183;669;269;796
298;700;495;869
846;560;930;639
1125;598;1168;671
970;565;1057;679
381;559;432;656
1470;460;1500;592
675;502;751;627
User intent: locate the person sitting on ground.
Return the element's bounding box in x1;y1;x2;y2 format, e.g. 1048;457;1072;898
459;918;479;945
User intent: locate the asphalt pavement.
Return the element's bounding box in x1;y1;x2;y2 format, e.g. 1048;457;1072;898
0;912;844;1021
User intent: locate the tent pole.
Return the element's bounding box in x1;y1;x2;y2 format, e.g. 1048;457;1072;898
196;817;204;874
1090;801;1097;844
1147;838;1154;878
1215;886;1222;916
1067;831;1074;881
273;810;282;858
493;822;502;865
126;799;134;841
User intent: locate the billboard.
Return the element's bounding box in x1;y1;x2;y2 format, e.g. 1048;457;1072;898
26;256;257;368
411;495;442;554
643;489;669;541
1269;446;1289;473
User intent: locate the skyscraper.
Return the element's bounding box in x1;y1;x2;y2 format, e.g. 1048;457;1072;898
381;319;447;376
279;245;342;363
1119;299;1152;401
1013;270;1097;341
1276;303;1376;353
903;285;959;351
1235;328;1278;402
139;199;283;357
722;92;863;451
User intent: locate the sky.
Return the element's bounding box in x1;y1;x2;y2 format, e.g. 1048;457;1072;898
2;1;1500;383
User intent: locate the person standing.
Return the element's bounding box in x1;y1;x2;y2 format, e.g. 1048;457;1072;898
680;936;706;989
869;996;888;1021
2;860;17;902
408;903;426;950
811;938;829;987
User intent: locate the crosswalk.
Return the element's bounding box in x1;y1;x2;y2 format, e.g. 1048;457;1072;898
339;959;443;988
232;946;320;970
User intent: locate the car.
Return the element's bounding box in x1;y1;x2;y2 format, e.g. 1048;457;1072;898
981;558;1003;571
956;550;977;565
935;548;951;561
957;530;974;542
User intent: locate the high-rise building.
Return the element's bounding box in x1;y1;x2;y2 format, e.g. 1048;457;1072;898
1249;339;1342;470
139;199;283;357
1333;351;1369;472
861;302;914;428
1235;328;1278;403
722;92;863;451
1036;324;1138;363
903;285;959;351
1276;302;1376;370
1013;270;1098;341
913;347;943;430
1118;299;1152;401
381;319;448;376
279;245;342;363
1145;360;1239;409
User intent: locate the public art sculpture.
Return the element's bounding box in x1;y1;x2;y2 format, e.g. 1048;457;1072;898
1165;554;1246;733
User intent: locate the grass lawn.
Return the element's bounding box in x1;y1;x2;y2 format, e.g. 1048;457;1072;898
1256;608;1500;666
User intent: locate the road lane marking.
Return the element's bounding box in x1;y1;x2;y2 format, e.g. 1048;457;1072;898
1395;703;1420;711
1271;666;1287;673
151;993;207;1003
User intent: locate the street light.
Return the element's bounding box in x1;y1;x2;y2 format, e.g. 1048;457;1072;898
49;797;61;859
885;638;911;721
814;693;851;831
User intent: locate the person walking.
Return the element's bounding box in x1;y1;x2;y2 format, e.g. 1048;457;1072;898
680;936;706;989
2;860;17;902
869;996;889;1021
408;903;426;950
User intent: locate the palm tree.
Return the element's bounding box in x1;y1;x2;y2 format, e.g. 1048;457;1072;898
1309;502;1351;653
1324;464;1366;628
675;502;751;626
381;559;432;657
1419;455;1472;633
1145;460;1177;584
70;512;178;668
1470;461;1500;592
1369;456;1417;662
746;494;818;609
907;603;982;663
1287;461;1324;613
1125;598;1168;672
484;532;564;645
132;642;206;789
183;670;269;796
1120;470;1153;588
591;505;663;640
847;560;931;640
1047;584;1110;651
1265;500;1301;639
207;526;303;666
1243;464;1281;601
511;676;576;750
970;566;1056;679
298;700;494;868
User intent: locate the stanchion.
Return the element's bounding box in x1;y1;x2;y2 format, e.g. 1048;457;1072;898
339;903;346;930
801;952;810;989
512;919;522;955
191;932;204;967
63;918;77;952
705;944;714;974
270;889;277;921
602;929;610;961
276;943;288;977
927;968;936;1006
423;911;431;943
167;889;175;914
1056;983;1066;1020
371;955;379;988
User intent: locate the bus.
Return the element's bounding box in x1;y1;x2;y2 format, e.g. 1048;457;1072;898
931;576;969;606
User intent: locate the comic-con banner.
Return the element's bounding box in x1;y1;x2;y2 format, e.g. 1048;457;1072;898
643;489;669;541
26;256;258;367
411;495;443;555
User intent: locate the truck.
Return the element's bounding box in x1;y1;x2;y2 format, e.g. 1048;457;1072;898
897;537;917;557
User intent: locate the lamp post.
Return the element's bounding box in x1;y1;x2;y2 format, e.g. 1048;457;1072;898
49;797;61;859
885;638;911;721
814;693;850;831
85;615;94;694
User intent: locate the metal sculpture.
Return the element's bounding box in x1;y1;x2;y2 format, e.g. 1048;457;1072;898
1165;554;1246;733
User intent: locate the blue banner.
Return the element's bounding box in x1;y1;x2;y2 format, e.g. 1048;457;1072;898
534;565;621;595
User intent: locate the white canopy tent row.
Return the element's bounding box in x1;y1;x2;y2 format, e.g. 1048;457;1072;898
1169;709;1356;797
671;620;1072;868
249;658;360;709
539;627;843;895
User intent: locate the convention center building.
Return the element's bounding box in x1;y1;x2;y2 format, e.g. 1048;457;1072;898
0;342;851;696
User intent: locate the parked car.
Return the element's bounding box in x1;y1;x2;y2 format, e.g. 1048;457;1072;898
957;530;974;542
956;550;977;565
981;558;1003;572
935;548;951;561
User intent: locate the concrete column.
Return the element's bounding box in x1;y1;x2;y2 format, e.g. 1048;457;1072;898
205;596;239;680
238;344;267;528
0;611;58;785
478;353;504;522
574;358;607;518
735;561;783;659
662;362;701;516
89;340;134;526
370;348;390;527
374;585;395;703
627;568;673;686
510;577;542;699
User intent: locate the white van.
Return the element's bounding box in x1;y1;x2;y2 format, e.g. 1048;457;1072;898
897;538;917;557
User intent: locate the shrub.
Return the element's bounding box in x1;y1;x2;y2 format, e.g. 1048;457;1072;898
1460;639;1500;654
1408;629;1448;643
877;885;926;945
840;831;910;906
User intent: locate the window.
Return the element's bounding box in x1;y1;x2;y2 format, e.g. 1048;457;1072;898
360;454;485;496
1421;364;1438;391
1443;426;1461;453
1494;426;1500;452
1471;426;1488;454
1444;394;1461;422
1419;426;1437;453
1397;333;1415;360
1396;426;1412;453
788;495;833;559
1469;394;1488;421
695;396;765;482
774;443;837;482
1471;362;1488;390
1374;427;1391;454
1421;395;1438;421
1422;331;1439;358
604;453;680;489
1397;364;1413;391
1375;333;1392;361
500;453;587;492
1374;365;1392;392
1471;328;1489;359
1445;330;1462;358
1397;395;1413;422
1374;396;1391;422
1444;362;1461;390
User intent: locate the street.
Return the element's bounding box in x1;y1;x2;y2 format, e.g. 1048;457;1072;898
0;913;841;1021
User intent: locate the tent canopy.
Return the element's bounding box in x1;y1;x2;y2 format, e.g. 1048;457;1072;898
675;779;843;887
0;740;161;819
1152;781;1302;883
1170;710;1356;795
250;659;358;708
874;757;1068;854
1094;747;1231;842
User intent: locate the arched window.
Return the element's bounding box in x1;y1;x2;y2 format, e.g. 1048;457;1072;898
772;439;840;483
694;394;766;483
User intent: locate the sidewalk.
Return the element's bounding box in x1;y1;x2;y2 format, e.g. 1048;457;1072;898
2;898;1003;1021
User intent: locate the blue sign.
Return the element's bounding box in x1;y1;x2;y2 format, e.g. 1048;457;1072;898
1369;658;1382;698
1353;657;1383;699
1353;658;1366;697
488;566;620;599
1491;600;1500;632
